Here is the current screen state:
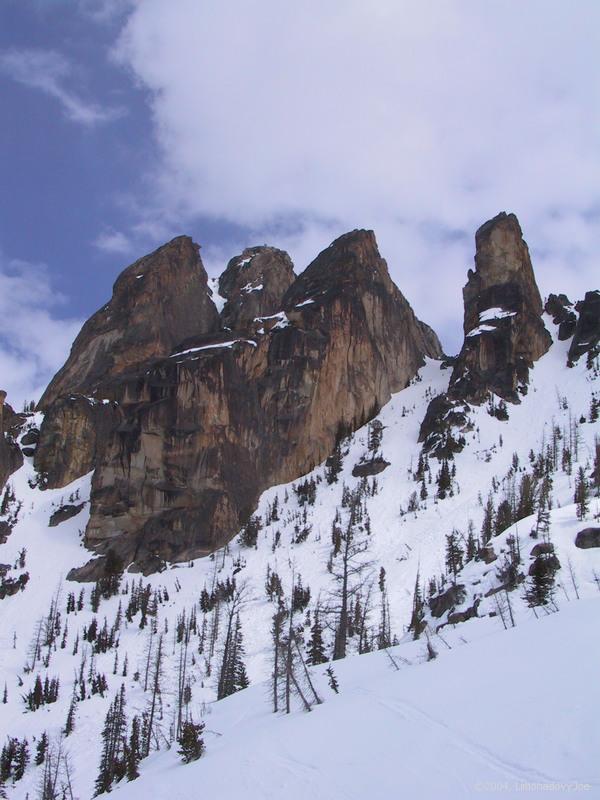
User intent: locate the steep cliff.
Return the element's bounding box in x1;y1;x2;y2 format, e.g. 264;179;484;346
448;212;551;403
38;236;220;410
35;230;440;574
419;212;552;455
0;392;24;493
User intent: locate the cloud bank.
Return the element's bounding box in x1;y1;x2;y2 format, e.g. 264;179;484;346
0;256;82;409
113;0;600;350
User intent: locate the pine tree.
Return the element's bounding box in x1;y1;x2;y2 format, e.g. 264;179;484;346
177;721;205;763
575;467;589;520
307;611;327;665
436;460;452;499
495;499;514;536
35;732;48;766
95;685;127;795
64;691;77;736
465;523;478;562
325;442;343;484
445;531;464;583
408;570;426;639
377;567;392;649
0;740;15;783
13;740;29;781
326;666;339;694
525;553;557;608
124;716;141;781
481;494;495;544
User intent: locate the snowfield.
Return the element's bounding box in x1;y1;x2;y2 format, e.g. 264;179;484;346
0;316;599;799
112;597;600;800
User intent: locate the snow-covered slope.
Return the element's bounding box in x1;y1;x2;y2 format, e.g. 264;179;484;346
0;318;599;799
110;597;600;800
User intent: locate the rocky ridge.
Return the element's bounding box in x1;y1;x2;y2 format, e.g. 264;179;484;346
32;229;440;574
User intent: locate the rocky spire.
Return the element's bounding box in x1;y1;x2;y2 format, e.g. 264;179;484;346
38;236;220;410
419;213;552;457
448;212;551;403
218;245;295;330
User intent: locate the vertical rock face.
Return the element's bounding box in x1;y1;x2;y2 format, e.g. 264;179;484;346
34;397;120;489
419;213;551;456
544;294;577;342
0;393;24;492
219;246;295;330
449;212;551;403
38;236;220;409
568;290;600;365
34;229;441;574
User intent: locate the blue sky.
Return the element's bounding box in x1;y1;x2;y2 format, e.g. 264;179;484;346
1;1;600;405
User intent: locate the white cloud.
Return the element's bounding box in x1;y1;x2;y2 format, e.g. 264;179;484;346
113;0;600;351
78;0;135;23
93;228;134;255
0;47;121;126
0;255;82;409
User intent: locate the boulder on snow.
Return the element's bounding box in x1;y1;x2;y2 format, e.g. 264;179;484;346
48;503;85;528
351;458;390;478
429;584;466;618
20;428;39;447
447;598;480;626
530;542;555;558
575;527;600;549
528;554;561;576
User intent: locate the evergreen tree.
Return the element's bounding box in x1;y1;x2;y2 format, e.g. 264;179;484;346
0;739;15;783
445;531;464;583
436;460;452;499
367;420;383;454
408;570;426;639
325;442;343;484
525;553;557;608
481;494;495;544
95;685;127;795
575;467;589;520
13;740;29;781
307;611;327;665
35;732;48;766
326;666;339;694
64;689;77;736
177;721;205;763
495;499;514;536
124;716;141;781
465;523;478;562
377;567;392;649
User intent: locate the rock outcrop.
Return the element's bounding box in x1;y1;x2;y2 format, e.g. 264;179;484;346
36;230;441;573
0;392;24;492
420;212;551;455
449;212;551;403
568;290;600;365
219;246;295;330
544;294;577;341
38;236;220;410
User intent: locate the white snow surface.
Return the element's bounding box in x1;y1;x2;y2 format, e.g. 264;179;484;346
170;339;257;359
467;307;518;336
207;277;227;313
111;598;600;800
1;319;599;799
